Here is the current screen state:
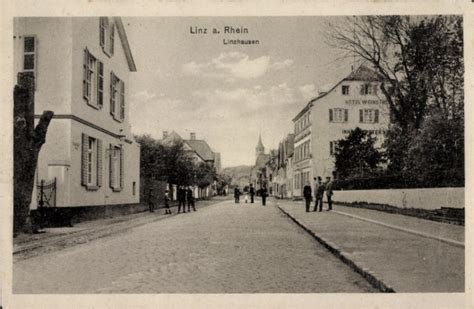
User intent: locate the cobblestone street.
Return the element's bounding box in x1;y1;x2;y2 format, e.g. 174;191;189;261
14;198;376;293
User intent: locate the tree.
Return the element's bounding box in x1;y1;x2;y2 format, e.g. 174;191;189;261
135;135;195;186
216;173;232;195
194;162;216;189
334;128;383;179
405;115;464;187
14;73;54;234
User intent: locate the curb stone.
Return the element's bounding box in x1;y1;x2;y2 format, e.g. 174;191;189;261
277;204;395;293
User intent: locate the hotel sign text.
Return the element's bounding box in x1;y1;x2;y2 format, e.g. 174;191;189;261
345;99;387;105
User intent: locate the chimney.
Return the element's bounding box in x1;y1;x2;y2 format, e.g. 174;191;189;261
190;132;196;140
163;131;168;139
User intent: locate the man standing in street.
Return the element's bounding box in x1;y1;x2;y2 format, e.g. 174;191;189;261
313;177;325;212
177;186;186;213
234;185;240;203
147;188;155;213
261;185;268;206
249;183;255;203
325;176;333;211
186;186;196;212
303;181;312;212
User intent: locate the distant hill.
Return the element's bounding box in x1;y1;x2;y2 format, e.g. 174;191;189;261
221;165;253;186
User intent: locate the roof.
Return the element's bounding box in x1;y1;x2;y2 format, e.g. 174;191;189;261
160;130;183;145
344;65;385;81
113;17;137;72
292;65;385;121
185;139;215;161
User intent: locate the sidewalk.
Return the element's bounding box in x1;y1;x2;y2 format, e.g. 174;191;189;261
276;200;464;292
14;197;226;260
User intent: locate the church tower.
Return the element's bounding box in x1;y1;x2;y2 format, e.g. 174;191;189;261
256;134;265;158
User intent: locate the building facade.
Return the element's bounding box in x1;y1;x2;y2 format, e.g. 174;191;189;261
292;66;390;196
14;17;141;212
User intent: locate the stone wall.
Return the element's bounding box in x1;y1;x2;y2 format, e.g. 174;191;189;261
333;187;464;210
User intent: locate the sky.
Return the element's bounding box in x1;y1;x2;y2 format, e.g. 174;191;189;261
123;17;354;168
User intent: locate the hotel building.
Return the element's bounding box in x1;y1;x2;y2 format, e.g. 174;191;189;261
292;65;390;196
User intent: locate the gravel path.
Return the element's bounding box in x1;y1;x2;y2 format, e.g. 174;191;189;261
14;198;376;293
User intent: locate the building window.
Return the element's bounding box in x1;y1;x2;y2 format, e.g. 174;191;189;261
110;72;125;121
83;49;103;109
330;141;338;156
329;108;348;123
359;109;379;123
342;85;350;95
132;181;136;196
361;83;378;95
81;134;103;190
109;145;123;191
22;36;37;86
100;17;115;56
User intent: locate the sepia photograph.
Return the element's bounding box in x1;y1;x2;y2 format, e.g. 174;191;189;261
1;2;472;308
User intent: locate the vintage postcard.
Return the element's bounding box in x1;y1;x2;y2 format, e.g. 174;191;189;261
1;0;473;308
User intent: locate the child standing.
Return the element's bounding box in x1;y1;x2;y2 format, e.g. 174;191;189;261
164;190;172;214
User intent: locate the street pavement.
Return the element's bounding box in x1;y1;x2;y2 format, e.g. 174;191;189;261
13;197;376;293
277;200;464;292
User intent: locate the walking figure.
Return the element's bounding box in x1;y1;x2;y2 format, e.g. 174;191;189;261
187;187;196;212
164;189;172;214
325;177;333;211
147;188;155;213
313;177;325;212
303;181;312;212
249;184;255;203
261;186;268;206
234;186;240;203
177;186;186;213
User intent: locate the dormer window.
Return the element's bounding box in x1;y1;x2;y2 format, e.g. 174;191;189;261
342;85;350;95
100;17;115;56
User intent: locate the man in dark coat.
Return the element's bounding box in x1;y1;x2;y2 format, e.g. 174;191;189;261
177;186;186;213
147;188;155;213
234;186;240;203
325;176;333;211
249;184;255;203
186;187;196;212
314;177;325;212
303;181;312;212
261;186;268;206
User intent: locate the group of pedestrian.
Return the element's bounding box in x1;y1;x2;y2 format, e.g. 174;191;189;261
303;176;333;213
234;184;268;206
177;186;196;213
147;186;197;215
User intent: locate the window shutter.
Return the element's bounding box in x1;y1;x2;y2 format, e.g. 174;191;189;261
109;144;116;189
359;109;363;123
344;109;348;122
97;61;104;107
120;81;125;121
329;109;333;122
119;146;124;190
99;17;106;48
110;23;115;55
110;72;115;117
81;134;89;186
374;109;379;123
83;49;89;101
97;139;103;187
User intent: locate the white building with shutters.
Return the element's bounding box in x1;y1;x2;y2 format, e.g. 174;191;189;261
13;17;140;212
291;65;390;196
